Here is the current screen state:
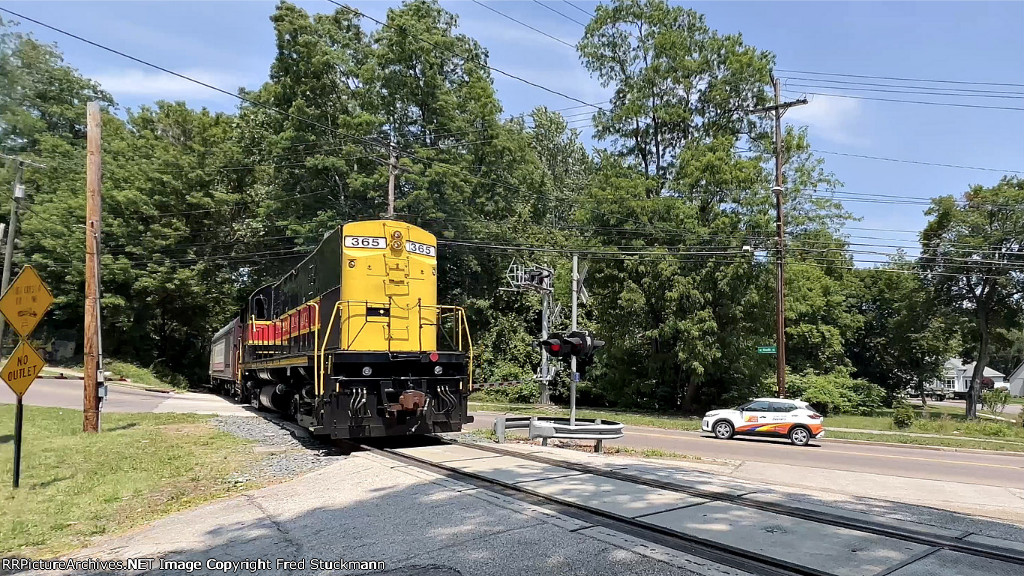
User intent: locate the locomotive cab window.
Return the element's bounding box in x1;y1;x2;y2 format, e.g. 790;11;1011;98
253;296;268;320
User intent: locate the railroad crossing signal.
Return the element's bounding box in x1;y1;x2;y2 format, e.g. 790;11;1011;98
0;264;54;339
537;330;605;377
1;340;45;396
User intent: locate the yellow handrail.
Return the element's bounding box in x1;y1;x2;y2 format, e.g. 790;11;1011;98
318;301;343;396
316;301;473;394
310;302;320;396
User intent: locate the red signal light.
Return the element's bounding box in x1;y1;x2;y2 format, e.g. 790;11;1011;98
429;352;439;362
550;344;561;352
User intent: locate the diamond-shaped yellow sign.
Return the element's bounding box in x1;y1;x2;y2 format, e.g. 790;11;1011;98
1;340;45;397
0;265;53;338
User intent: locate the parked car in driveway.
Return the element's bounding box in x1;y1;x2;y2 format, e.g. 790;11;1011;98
701;398;825;446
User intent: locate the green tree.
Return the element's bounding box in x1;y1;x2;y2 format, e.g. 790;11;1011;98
920;176;1024;418
846;260;958;402
575;0;850;411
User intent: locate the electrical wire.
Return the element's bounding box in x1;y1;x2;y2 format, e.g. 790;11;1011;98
326;1;601;110
776;68;1024;89
532;0;588;27
470;0;576;48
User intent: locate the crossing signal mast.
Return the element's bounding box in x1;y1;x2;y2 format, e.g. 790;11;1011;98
503;260;556;403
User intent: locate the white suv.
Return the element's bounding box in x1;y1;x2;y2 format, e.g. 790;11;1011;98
701;398;824;446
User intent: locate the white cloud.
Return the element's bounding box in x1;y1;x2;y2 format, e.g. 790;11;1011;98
784;94;867;147
91;68;253;102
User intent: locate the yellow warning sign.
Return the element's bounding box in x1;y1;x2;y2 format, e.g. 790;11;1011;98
0;265;53;338
1;340;45;397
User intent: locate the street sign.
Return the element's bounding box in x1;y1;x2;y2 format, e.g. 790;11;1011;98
0;265;54;339
1;340;45;397
757;345;777;354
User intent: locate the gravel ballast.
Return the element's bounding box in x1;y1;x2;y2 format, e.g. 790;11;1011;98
210;415;347;483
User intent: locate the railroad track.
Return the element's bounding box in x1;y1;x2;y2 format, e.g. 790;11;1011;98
347;437;1024;576
459;440;1024;567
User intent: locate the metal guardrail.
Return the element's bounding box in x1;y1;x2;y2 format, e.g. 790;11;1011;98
493;415;625;453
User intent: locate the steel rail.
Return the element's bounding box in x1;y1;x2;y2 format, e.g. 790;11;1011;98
361;442;827;576
456;440;1024;567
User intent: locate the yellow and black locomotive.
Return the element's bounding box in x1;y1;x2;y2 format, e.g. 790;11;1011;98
209;220;473;438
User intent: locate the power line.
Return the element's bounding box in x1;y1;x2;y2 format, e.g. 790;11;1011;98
786;82;1024;101
562;1;594;18
782;76;1024;96
327;1;601;110
796;91;1024;112
776;68;1024;89
471;0;576;49
812;150;1023;175
0;7;382;151
532;0;588;26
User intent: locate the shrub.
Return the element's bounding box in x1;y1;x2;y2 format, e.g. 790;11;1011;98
478;382;540;404
892;402;915;429
981;389;1011;416
786;369;886;416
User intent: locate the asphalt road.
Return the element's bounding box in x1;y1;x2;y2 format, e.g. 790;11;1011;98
468;412;1024;490
0;378;250;414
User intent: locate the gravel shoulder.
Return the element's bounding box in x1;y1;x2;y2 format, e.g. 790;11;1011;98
209;415;348;485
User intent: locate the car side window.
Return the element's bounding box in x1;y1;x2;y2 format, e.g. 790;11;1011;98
771;402;796;413
745;401;771;411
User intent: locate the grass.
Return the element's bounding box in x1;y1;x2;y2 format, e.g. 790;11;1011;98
470;400;1024;452
103;360;185;391
828;407;1024;442
40;359;185;392
468;401;702;432
0;405;251;558
827;430;1024;452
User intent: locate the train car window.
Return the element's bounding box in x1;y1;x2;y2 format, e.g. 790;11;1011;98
254;296;267;320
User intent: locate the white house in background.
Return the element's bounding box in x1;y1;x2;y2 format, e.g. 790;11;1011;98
936;359;1007;398
1006;362;1024;397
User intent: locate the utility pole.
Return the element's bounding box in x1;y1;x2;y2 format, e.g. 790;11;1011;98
540;291;550;404
386;136;397;218
751;74;806;399
0;154;45;359
84;102;102;433
569;254;578;426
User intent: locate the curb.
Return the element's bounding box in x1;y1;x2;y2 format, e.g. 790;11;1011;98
41;373;176;395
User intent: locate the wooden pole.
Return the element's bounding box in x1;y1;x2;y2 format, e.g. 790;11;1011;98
386;138;396;218
0;163;24;358
84;102;102;433
772;77;787;399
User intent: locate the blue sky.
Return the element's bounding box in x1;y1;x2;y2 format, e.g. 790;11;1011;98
5;1;1023;261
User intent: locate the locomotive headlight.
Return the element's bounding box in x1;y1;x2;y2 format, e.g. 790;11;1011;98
434;366;443;375
391;240;403;250
348;260;356;268
392;230;403;240
361;366;372;376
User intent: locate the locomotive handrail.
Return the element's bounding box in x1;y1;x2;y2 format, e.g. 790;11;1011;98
317;300;474;395
310;301;319;396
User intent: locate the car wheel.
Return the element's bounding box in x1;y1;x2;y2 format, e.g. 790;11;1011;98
789;426;811;446
713;421;734;440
